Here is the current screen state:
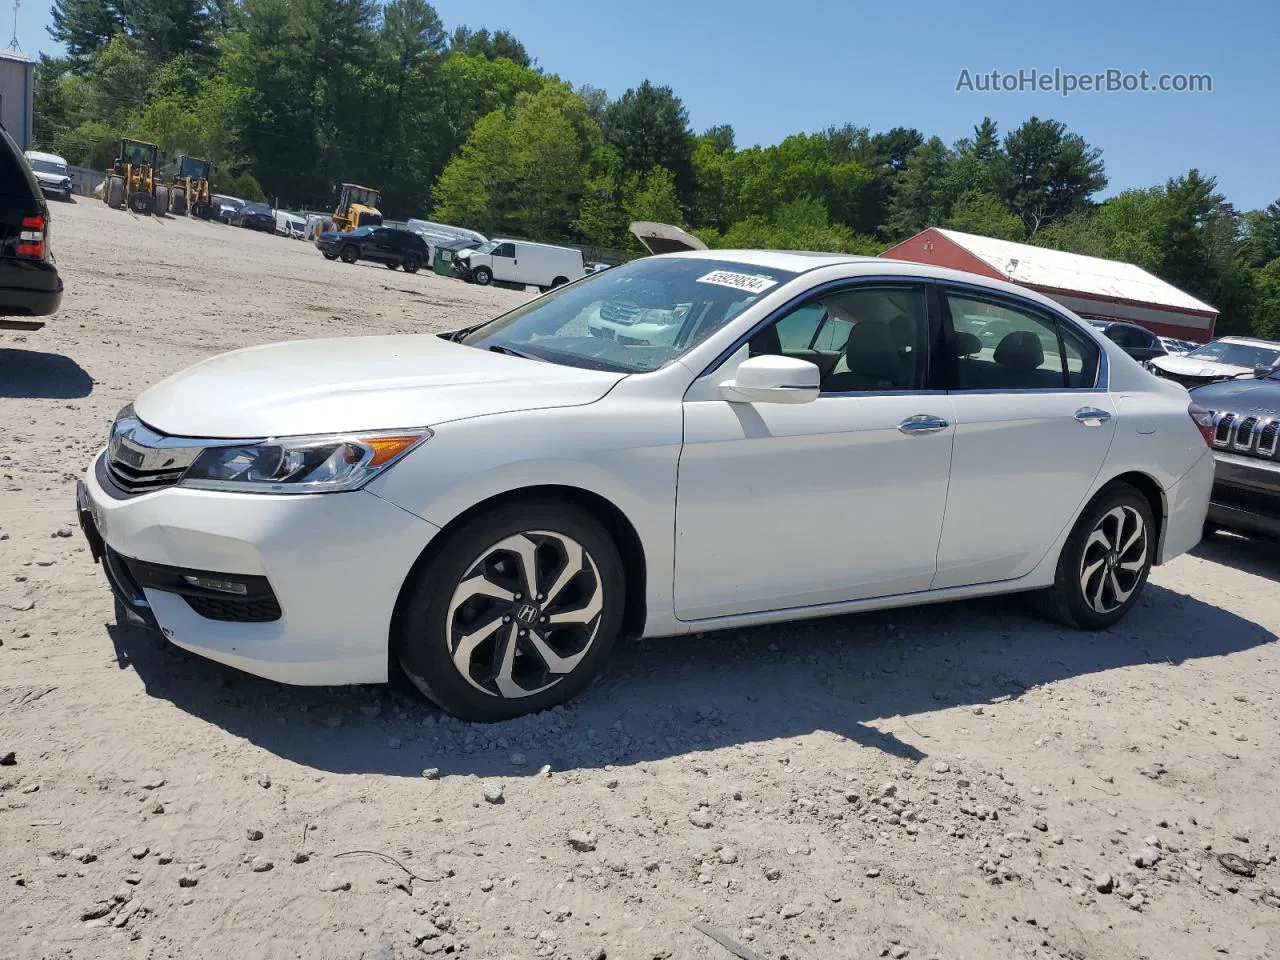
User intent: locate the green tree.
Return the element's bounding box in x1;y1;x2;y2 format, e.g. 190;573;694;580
448;26;531;67
944;190;1025;241
603;80;694;203
623;167;684;234
994;117;1106;235
1240;201;1280;268
47;0;122;64
885;136;953;239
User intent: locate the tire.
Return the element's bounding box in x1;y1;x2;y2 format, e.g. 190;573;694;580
322;252;338;261
385;261;399;270
171;188;188;217
396;498;626;721
106;176;126;209
403;255;421;274
472;265;492;286
339;245;359;264
155;184;169;215
1032;482;1155;629
551;276;569;288
128;191;154;214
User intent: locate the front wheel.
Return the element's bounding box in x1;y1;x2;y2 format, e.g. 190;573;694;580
1033;483;1155;629
403;255;421;274
339;245;359;264
396;499;625;721
385;261;399;270
322;252;337;260
472;265;492;286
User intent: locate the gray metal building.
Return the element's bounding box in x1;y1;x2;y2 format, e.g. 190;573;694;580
0;48;36;150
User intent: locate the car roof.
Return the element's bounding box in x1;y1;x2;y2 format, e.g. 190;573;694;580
24;150;68;164
1214;336;1280;347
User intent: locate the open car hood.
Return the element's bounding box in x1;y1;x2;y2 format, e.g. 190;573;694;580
628;221;707;255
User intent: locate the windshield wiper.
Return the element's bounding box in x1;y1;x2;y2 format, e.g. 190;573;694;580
487;344;541;361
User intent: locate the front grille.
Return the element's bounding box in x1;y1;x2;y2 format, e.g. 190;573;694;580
599;300;641;324
1210;411;1280;461
184;594;282;623
104;417;203;496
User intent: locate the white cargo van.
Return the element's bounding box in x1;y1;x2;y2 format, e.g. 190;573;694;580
455;239;585;291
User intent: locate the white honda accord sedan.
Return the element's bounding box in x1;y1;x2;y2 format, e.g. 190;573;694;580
77;251;1216;721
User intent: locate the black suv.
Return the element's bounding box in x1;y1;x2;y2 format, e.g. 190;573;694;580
316;226;428;272
1191;368;1280;541
1;124;63;330
1088;320;1168;363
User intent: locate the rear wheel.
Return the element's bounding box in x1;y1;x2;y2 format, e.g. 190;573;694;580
472;265;492;286
155;184;169;215
403;255;421;274
386;261;399;270
339;245;359;264
1033;482;1155;629
396;499;625;721
106;176;126;209
171;188;188;217
551;275;569;288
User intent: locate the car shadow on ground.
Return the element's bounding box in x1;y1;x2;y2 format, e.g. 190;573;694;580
106;580;1276;779
0;348;94;399
1193;530;1279;579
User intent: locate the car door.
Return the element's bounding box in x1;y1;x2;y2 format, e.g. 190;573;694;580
367;228;393;263
674;282;956;620
933;287;1115;589
489;242;517;282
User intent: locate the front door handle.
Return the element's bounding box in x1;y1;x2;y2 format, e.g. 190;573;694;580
1074;407;1112;427
898;414;950;435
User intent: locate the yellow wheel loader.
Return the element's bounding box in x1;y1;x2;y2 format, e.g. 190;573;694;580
156;155;213;218
102;139;158;215
332;183;383;232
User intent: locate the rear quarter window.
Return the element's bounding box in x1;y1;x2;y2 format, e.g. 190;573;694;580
0;126;41;201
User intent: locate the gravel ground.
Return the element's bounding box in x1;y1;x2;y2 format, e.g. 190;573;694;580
2;198;1279;960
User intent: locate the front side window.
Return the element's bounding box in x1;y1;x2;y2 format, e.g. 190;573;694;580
947;291;1098;390
460;257;797;373
494;242;516;258
747;285;929;393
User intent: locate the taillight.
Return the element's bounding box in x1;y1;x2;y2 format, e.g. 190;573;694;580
17;214;46;259
1188;402;1214;447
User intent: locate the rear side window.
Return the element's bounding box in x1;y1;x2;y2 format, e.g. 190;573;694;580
946;291;1099;390
0;125;40;200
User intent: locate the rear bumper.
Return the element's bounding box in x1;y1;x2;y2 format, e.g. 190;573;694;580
1207;451;1280;539
0;259;63;317
1158;448;1215;563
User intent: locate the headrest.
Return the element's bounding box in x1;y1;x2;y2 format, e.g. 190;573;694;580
954;331;982;357
994;330;1045;371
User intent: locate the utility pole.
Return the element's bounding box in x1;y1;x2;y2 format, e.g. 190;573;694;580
7;0;20;51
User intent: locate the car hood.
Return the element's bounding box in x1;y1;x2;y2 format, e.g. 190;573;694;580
33;170;69;184
1189;376;1280;414
1151;354;1250;377
132;334;626;438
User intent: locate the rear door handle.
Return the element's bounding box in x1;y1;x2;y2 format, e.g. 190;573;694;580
1074;407;1112;426
898;414;950;435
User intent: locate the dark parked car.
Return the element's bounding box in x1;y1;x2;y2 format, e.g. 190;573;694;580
1088;320;1168;363
315;226;429;272
1;124;64;330
231;201;276;232
1190;366;1280;540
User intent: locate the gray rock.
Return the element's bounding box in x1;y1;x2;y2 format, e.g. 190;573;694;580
866;867;881;878
71;847;96;863
412;919;442;944
292;852;310;864
932;761;950;774
1132;847;1161;868
567;830;597;852
81;901;114;921
764;866;781;881
483;782;505;804
780;903;804;918
250;857;273;873
128;846;149;860
178;873;198;888
717;847;738;864
156;851;173;865
246;828;263;841
319;873;351;892
422;767;440;780
689;808;715;829
1032;818;1049;832
1095;873;1114;893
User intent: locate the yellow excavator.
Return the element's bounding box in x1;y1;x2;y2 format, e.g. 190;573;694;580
102;139;158;214
332;183;383;232
156;155;213;218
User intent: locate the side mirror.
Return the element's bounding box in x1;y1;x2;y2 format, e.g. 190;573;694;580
719;355;820;404
1254;363;1272;379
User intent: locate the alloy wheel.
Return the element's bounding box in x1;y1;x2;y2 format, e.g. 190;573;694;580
446;531;605;699
1078;505;1148;615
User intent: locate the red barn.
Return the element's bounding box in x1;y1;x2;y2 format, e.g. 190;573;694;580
880;227;1217;343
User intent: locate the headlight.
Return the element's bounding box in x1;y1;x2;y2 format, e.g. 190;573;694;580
178;429;431;494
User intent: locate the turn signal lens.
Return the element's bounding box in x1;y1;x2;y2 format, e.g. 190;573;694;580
366;434;427;466
1188;402;1214;447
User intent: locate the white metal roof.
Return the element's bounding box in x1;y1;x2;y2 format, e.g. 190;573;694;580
929;228;1217;315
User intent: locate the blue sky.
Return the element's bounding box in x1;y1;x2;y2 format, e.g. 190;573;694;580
16;0;1278;211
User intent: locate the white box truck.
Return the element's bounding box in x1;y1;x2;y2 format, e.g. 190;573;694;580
454;239;585;291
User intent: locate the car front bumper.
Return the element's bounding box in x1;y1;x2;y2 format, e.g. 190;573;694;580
1206;451;1280;539
78;451;441;685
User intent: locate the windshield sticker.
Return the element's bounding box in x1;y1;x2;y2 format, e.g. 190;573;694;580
696;270;778;295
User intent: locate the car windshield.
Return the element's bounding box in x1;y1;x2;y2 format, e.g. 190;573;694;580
460;257;797;373
29;158;68;176
1186;341;1280;368
245;203;270;214
469;241;497;255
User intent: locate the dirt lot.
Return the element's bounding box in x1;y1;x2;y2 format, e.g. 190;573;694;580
2;198;1279;960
